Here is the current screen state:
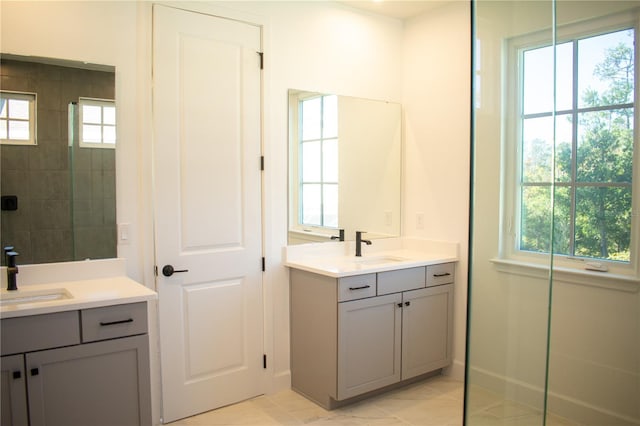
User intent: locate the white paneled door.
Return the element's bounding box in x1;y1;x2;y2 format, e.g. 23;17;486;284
152;5;264;423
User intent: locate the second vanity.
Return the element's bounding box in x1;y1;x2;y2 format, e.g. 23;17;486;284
0;259;157;426
285;238;457;409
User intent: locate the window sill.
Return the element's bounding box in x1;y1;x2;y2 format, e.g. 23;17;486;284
491;258;640;293
288;229;335;243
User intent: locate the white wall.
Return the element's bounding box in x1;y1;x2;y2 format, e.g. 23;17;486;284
402;1;471;380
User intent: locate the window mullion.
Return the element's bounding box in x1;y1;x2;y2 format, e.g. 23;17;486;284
297;101;305;225
569;39;579;257
319;97;325;227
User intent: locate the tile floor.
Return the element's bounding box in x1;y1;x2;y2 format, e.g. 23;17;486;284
170;375;579;425
466;386;578;426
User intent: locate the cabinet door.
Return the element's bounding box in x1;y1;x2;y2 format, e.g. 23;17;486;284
26;335;151;426
1;354;28;426
338;293;402;400
401;284;454;380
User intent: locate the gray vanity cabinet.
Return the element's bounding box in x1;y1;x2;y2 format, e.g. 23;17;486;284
0;302;151;426
401;284;454;380
1;354;28;426
290;262;455;409
337;292;402;399
26;335;149;426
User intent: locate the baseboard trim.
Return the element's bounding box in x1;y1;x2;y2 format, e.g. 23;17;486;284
267;369;291;394
468;366;639;426
443;359;465;381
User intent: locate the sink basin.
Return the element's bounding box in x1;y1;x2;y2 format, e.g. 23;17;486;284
1;288;73;306
353;256;406;265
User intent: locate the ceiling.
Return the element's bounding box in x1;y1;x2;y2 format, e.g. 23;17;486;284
339;0;450;20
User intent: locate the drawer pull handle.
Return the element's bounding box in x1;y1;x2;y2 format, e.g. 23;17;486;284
100;318;134;326
30;368;39;376
348;285;371;291
433;272;451;277
405;301;411;306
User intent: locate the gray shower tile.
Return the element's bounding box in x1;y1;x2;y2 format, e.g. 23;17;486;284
29;170;70;199
31;229;73;263
1;145;30;171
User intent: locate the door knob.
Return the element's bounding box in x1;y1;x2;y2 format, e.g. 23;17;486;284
162;265;189;277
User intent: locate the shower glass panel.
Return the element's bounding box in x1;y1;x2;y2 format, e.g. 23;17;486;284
68;101;117;261
466;1;639;425
465;1;555;425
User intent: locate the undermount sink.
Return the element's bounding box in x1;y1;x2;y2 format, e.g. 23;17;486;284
353;256;407;265
1;288;73;306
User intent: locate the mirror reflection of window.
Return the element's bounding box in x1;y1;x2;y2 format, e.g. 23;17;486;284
79;97;116;148
299;94;338;228
0;91;37;145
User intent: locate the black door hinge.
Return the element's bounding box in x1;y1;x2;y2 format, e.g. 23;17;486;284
154;265;158;276
263;354;267;369
258;52;264;70
262;257;266;272
261;156;264;171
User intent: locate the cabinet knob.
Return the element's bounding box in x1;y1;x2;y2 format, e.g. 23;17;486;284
397;303;403;308
12;371;21;380
30;368;39;376
405;301;411;307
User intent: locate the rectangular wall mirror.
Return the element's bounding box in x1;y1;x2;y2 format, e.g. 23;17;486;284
288;89;402;244
1;54;116;265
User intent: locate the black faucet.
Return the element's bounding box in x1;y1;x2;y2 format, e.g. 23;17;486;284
355;231;372;257
330;229;345;241
4;246;19;291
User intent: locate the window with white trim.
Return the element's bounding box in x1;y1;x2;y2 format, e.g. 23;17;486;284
505;17;638;273
296;93;339;229
79;98;116;148
0;91;36;146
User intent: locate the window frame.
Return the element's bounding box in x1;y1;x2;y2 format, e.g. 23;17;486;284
0;91;37;146
288;91;339;236
78;97;116;149
501;12;640;280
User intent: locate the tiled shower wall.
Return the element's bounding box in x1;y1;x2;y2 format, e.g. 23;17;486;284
0;59;115;265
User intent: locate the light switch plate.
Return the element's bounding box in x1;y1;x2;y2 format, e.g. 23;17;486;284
118;223;131;245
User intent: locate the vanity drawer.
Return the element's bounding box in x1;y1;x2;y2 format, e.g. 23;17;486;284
426;263;455;287
1;311;80;355
338;274;377;302
377;267;425;295
81;302;148;343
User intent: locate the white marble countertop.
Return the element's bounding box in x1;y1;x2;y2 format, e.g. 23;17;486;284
1;276;157;319
285;250;457;278
284;237;459;278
